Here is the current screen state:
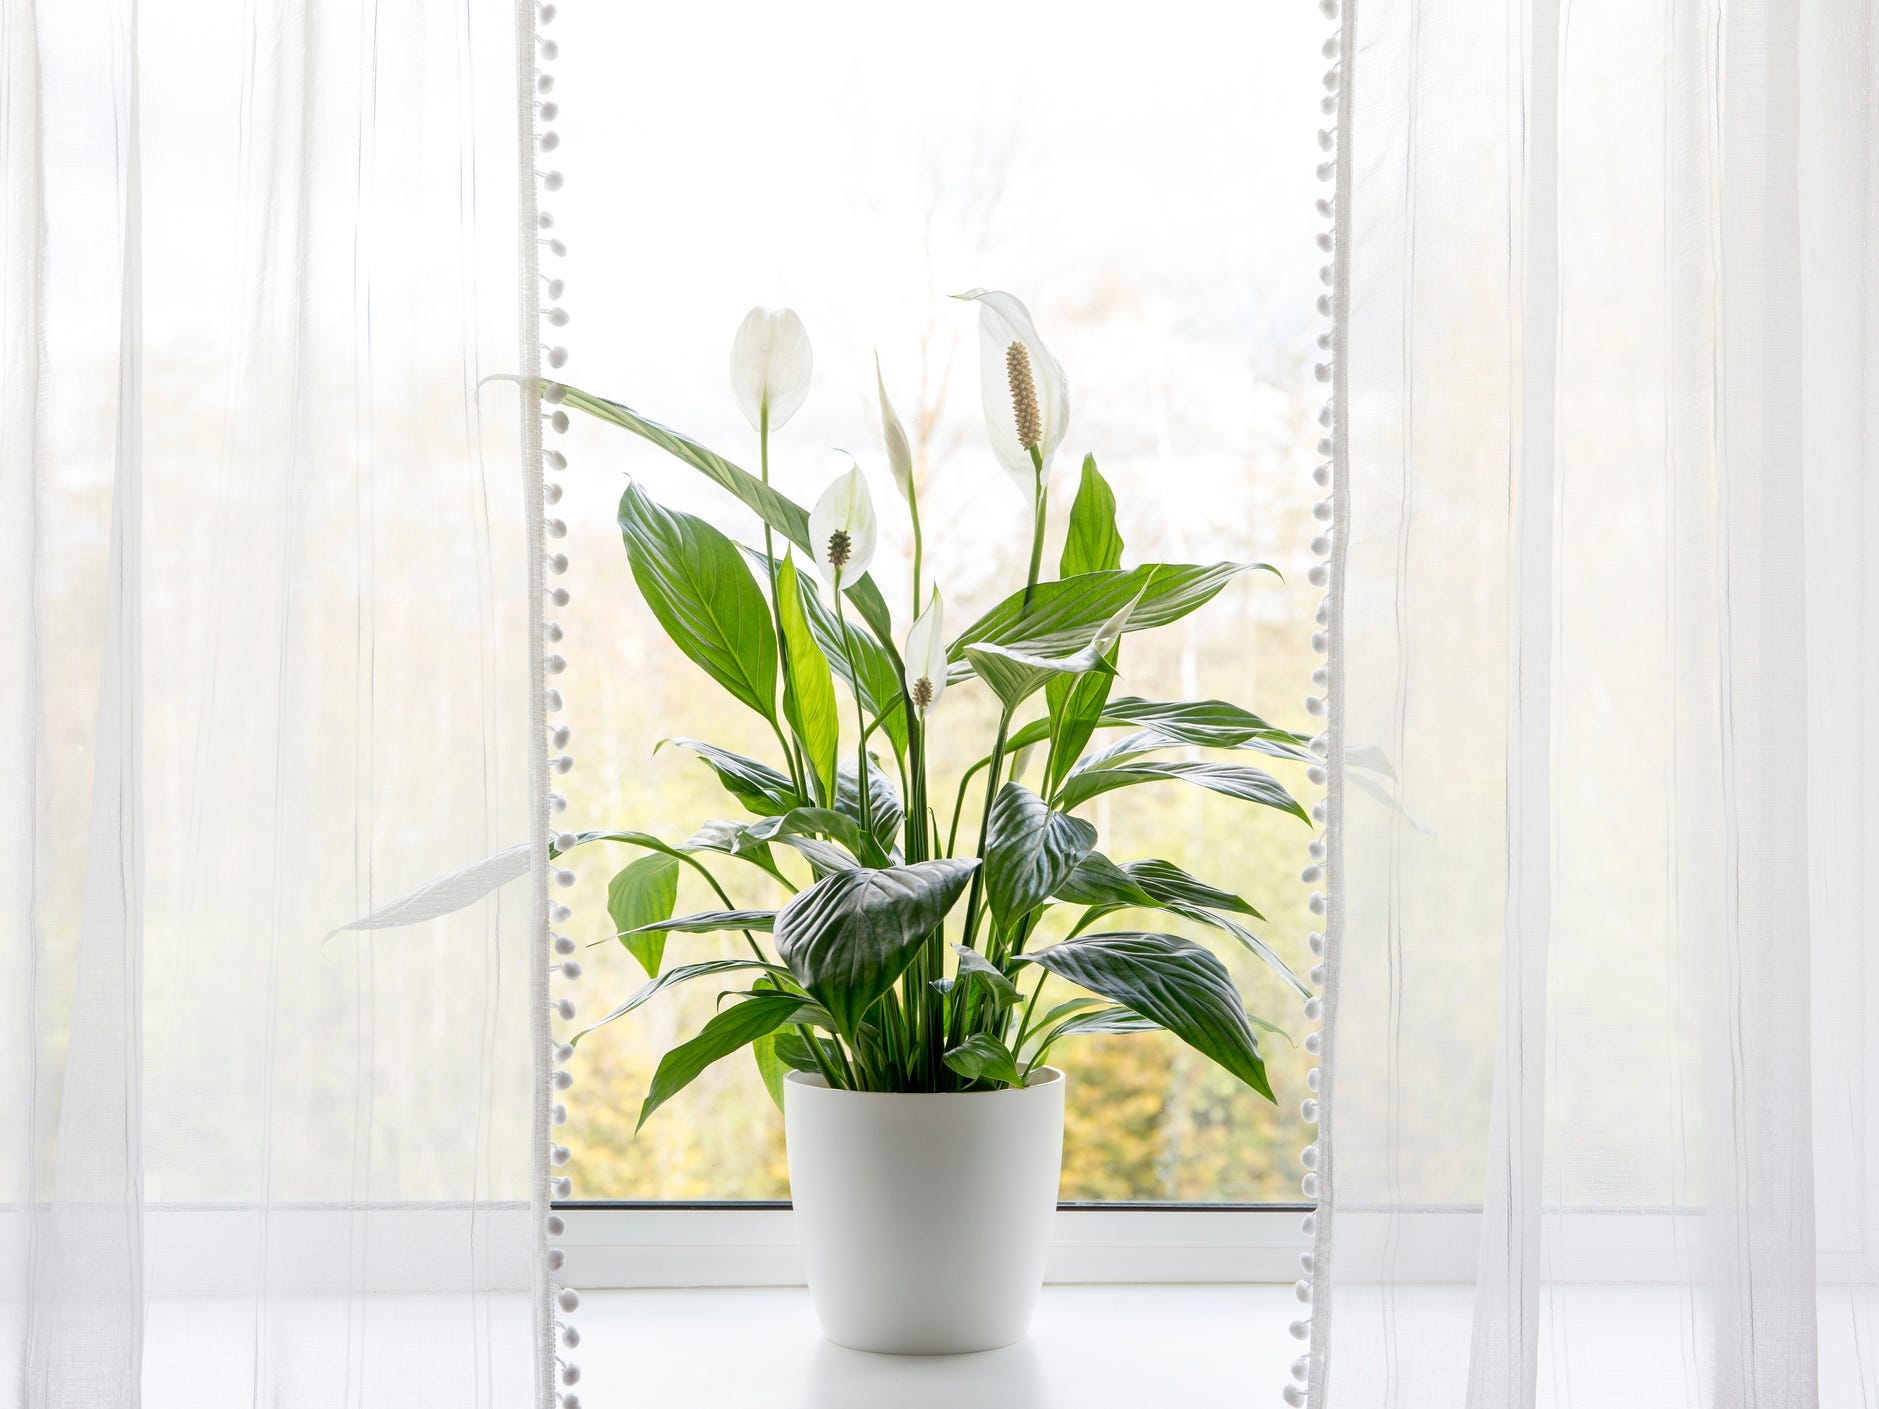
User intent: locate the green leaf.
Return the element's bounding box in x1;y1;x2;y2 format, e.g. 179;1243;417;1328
660;738;800;816
753;1031;789;1112
835;757;902;858
1044;1005;1162;1039
1053;852;1161;909
1020;931;1273;1100
962;634;1120;714
619;909;776;937
564;387;902;651
1043;463;1124;795
1053;757;1309;822
950;942;1022;1008
678;821;793;887
1098;696;1306;751
947;562;1270;670
638;992;807;1130
1160;901;1309;998
773;1027;846;1074
1124;858;1263;919
743;808;872;867
983;782;1098;934
617;481;778;720
1076;726;1314;772
774;860;979;1040
572;958;787;1044
1060;455;1125;578
608;854;680;977
749;547;909;761
943;1033;1025;1088
776;556;840;804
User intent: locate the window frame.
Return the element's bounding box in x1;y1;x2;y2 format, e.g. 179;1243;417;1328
553;1201;1316;1288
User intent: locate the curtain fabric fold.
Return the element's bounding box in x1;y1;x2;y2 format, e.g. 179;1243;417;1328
2;1;548;1405
1313;0;1876;1404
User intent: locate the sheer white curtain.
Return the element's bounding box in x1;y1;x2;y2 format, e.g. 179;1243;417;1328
1311;0;1876;1404
2;1;552;1405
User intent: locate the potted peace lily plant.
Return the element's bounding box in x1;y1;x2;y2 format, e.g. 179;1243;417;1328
543;292;1313;1354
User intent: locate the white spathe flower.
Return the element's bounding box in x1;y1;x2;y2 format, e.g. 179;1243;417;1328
875;353;915;503
808;462;878;587
904;588;946;715
956;289;1068;497
729;306;813;431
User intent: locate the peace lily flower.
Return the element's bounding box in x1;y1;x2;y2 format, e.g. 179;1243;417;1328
808;462;878;588
874;353;915;503
955;289;1068;497
904;588;946;716
730;306;813;431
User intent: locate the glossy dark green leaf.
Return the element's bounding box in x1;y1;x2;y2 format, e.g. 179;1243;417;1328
1160;901;1309;997
1043;1005;1162;1040
1099;696;1305;751
947;562;1269;670
1020;931;1272;1099
943;1033;1025;1088
617;480;777;720
1123;858;1263;919
638;992;807;1130
659;738;800;816
572;958;786;1045
1053;852;1160;909
773;1027;847;1074
950;942;1022;1008
678;820;792;887
983;782;1098;934
565;387;901;649
835;757;902;858
743;807;871;867
774;860;979;1039
1053;757;1309;822
607;853;680;977
776;555;840;804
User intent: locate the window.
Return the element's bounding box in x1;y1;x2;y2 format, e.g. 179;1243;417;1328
550;0;1325;1205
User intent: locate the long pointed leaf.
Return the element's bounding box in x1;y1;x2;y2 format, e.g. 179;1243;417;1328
776;555;840;803
572;958;787;1045
638;993;807;1129
1021;931;1273;1099
327;842;532;940
562;386;901;648
983;782;1098;934
617;481;778;720
1053;757;1309;822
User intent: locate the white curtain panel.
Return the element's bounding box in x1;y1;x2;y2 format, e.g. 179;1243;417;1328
1312;0;1876;1404
1;1;553;1406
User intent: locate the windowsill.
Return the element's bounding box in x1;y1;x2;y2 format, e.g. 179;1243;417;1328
572;1283;1301;1408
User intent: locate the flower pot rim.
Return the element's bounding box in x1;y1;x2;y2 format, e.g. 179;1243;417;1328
783;1066;1063;1097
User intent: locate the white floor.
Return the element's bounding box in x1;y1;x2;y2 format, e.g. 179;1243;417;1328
574;1284;1302;1409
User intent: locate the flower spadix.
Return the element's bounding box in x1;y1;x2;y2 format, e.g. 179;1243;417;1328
730;306;813;431
875;353;915;503
809;462;878;588
904;588;946;716
955;289;1068;496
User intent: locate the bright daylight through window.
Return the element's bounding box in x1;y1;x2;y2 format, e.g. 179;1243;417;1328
548;2;1326;1203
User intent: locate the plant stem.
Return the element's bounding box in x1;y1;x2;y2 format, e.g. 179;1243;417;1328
831;583;874;843
1011;968;1050;1054
1020;446;1048;612
956;706;1013;955
758;403;809;801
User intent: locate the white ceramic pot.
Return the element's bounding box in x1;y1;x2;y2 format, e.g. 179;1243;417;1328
783;1067;1065;1355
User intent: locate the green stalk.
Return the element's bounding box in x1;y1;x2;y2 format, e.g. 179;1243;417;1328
831;582;874;843
957;454;1049;955
758;402;809;801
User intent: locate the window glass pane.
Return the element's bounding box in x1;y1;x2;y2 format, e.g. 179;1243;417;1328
552;0;1323;1201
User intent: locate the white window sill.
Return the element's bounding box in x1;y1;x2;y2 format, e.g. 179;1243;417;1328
572;1283;1303;1409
